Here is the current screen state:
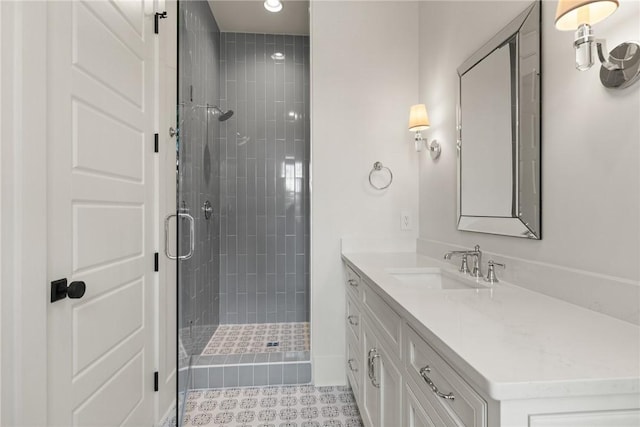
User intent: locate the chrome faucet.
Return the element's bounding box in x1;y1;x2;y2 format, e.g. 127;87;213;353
444;245;483;279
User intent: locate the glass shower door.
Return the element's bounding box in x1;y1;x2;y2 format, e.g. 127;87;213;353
176;2;222;425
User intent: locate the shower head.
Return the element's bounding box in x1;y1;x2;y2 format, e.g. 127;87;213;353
210;105;234;122
218;109;234;121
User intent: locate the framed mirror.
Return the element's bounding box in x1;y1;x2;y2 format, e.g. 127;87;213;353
457;1;541;239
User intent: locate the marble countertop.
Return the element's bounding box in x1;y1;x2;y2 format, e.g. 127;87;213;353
342;251;640;401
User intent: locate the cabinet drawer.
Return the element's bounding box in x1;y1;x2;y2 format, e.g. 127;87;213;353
362;281;402;357
405;325;487;427
346;293;361;342
345;265;362;299
346;330;361;401
405;376;450;427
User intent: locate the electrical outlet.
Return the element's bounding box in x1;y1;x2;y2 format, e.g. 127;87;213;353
401;211;412;230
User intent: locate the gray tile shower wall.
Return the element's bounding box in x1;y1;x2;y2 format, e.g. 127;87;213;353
219;33;310;324
178;0;221;355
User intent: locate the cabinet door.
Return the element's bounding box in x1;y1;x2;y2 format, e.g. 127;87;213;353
378;339;403;427
361;319;380;427
346;330;362;404
363;312;403;427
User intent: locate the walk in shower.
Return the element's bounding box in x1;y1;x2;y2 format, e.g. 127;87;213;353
176;1;310;424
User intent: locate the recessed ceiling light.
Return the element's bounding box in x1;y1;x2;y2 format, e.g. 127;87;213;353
271;52;285;61
264;0;283;13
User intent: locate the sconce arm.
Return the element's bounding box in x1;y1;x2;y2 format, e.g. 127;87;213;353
595;39;622;71
573;24;593;48
414;131;425;152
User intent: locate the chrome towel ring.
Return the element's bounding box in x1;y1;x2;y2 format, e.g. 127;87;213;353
369;162;393;190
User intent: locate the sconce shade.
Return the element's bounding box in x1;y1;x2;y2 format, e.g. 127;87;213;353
409;104;430;131
555;0;618;30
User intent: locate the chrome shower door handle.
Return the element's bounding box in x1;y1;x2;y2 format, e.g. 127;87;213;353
164;213;195;260
182;212;195;260
164;214;178;260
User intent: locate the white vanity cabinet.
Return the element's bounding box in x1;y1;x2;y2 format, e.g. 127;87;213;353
344;263;482;427
342;255;640;427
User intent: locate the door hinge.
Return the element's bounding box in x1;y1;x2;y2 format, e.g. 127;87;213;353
154;133;159;153
154;12;167;34
154;371;159;392
154;252;159;272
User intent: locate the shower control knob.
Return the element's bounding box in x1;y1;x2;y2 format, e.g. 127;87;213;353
202;201;213;219
50;278;86;303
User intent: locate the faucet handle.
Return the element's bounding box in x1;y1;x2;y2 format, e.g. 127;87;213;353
469;252;484;280
485;260;506;284
459;254;470;274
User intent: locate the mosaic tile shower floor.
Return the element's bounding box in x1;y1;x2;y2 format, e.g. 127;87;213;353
202;323;310;356
179;385;363;427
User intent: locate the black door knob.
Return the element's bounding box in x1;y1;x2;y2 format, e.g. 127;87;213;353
68;281;86;299
51;278;87;303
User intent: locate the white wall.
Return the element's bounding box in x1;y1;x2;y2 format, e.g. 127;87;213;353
417;0;640;324
310;1;420;385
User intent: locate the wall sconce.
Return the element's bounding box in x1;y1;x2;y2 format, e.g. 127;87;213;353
408;104;441;159
555;0;640;89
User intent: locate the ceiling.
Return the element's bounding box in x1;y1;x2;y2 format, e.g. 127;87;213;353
207;0;310;36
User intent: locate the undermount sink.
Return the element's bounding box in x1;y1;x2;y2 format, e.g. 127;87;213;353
385;268;488;290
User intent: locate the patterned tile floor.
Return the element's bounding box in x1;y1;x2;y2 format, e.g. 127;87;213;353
202;323;310;356
178;385;363;427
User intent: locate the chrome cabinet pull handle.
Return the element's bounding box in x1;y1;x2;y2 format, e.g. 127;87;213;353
348;358;358;372
347;279;358;287
367;348;376;380
164;213;195;260
371;353;381;388
419;366;455;401
347;315;359;326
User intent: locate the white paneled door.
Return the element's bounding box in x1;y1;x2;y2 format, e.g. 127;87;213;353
47;0;156;425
